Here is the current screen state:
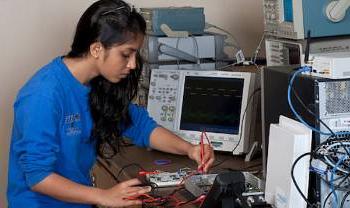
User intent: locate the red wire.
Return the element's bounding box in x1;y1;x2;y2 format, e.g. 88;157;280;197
178;170;198;185
202;130;211;145
200;132;204;164
199;130;212;172
129;131;213;207
138;170;160;176
175;194;206;208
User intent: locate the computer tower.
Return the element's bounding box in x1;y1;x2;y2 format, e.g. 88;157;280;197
261;66;350;207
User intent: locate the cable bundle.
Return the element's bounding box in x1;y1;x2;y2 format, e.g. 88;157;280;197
288;67;350;208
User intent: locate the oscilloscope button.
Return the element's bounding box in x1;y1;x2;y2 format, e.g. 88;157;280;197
170;74;179;80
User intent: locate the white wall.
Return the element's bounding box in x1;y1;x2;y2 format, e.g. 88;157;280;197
0;1;95;206
0;0;263;206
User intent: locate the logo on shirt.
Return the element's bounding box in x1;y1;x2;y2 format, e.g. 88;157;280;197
64;113;82;136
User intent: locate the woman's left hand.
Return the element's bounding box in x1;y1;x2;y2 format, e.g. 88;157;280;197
187;144;215;173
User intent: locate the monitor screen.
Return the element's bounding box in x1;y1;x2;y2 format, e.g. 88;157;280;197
147;68;255;153
179;76;244;134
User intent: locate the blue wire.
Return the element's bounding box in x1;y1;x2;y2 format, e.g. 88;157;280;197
330;156;346;208
330;171;338;208
288;67;350;207
287;66;350;136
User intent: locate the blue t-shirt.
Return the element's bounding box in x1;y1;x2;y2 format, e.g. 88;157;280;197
7;57;158;208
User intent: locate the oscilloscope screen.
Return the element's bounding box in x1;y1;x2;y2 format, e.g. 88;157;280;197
180;76;244;134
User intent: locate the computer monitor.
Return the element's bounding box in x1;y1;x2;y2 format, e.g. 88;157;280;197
147;69;256;154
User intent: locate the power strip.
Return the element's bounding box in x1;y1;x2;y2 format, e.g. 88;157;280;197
146;170;190;187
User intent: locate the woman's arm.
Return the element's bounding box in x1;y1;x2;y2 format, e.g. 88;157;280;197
123;104;215;172
149;127;193;155
32;173;150;207
149;127;215;172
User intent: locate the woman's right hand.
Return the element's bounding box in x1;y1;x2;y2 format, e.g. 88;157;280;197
97;178;151;207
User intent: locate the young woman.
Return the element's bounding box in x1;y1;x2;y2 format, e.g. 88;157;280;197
7;0;214;207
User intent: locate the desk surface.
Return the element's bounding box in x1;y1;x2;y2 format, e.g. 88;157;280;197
97;145;262;207
101;145;262;177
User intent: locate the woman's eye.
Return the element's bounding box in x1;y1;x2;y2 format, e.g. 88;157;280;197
122;53;131;58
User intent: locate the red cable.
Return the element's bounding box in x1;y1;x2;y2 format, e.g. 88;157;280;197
199;130;213;173
175;194;206;208
138;170;159;176
202;130;211;145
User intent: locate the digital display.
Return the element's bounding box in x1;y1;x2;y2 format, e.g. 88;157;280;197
179;76;244;134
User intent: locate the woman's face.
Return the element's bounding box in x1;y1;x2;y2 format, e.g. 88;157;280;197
97;34;144;83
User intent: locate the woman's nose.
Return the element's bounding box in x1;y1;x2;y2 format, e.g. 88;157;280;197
127;54;137;70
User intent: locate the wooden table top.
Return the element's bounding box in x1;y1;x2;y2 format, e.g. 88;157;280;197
97;145;263;208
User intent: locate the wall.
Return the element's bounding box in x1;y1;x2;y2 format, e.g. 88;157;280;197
0;0;263;206
0;1;95;206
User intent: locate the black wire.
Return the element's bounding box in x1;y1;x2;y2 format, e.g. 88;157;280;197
96;159;157;193
314;136;350;176
162;187;188;208
297;152;350;208
291;84;350;159
319;173;350;207
115;163;145;183
210;158;229;170
323;154;350;174
288;66;350;208
330;172;350;185
333;174;350;191
288;69;336;136
167;186;186;197
232;88;261;153
317;135;350;152
322;192;333;208
318;136;350;162
291;79;350;201
96;158;119;182
291;152;317;208
217;164;262;173
241;163;263;171
291;87;335;135
341;191;350;208
318;173;350;192
304;30;311;64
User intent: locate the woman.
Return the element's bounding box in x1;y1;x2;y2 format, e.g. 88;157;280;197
7;0;214;207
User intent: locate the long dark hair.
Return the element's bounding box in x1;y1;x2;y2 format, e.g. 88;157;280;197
66;0;146;158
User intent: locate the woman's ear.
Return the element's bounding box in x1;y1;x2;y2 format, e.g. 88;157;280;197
90;42;103;59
